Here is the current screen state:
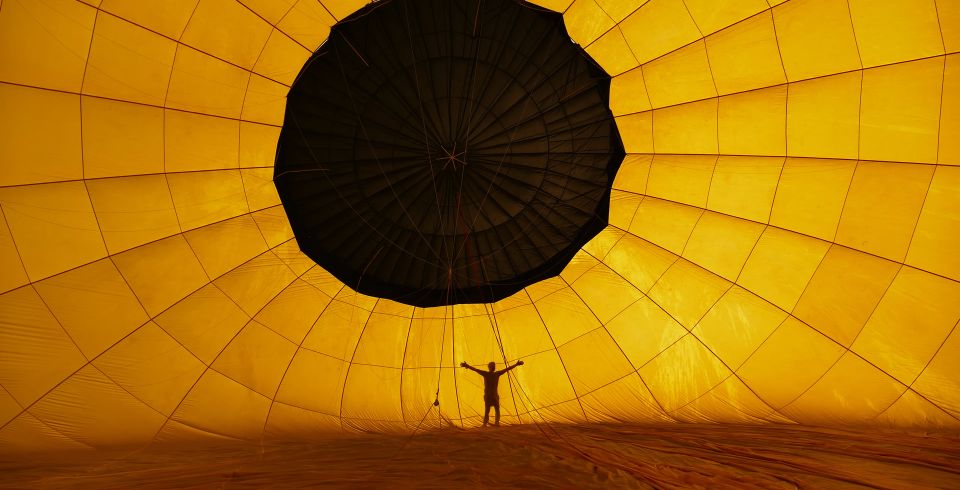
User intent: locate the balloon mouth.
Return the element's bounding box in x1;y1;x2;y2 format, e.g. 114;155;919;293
273;0;624;307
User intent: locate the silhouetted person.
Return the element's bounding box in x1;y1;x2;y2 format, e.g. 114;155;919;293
460;360;523;426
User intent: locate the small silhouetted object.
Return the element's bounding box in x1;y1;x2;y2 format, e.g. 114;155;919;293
460;360;523;426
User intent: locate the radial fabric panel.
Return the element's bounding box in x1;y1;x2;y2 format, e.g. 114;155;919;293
275;0;623;307
0;0;959;453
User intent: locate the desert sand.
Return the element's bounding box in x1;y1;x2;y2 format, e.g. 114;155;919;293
2;423;958;489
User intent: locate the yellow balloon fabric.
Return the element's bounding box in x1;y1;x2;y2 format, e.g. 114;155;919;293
1;0;959;453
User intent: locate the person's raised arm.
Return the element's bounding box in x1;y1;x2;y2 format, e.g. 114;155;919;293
497;360;524;374
460;362;482;374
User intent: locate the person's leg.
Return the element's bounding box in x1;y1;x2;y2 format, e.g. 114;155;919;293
483;403;491;426
494;404;500;426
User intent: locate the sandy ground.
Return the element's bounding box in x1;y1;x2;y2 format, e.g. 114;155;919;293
1;423;959;489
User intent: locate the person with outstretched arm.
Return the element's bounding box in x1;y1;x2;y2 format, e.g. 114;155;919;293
459;360;523;427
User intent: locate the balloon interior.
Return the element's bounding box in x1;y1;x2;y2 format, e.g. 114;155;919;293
0;0;958;487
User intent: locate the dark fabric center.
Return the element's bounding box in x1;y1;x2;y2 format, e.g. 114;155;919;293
274;0;624;307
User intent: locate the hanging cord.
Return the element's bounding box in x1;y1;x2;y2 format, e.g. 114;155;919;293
402;0;449;261
483;300;659;485
331;41;446;265
475;255;613;470
354;268;456;485
353;394;442;486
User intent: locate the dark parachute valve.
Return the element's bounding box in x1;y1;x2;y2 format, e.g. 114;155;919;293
274;0;624;307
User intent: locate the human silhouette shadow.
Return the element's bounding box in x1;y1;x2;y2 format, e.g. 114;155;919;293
460;360;523;426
